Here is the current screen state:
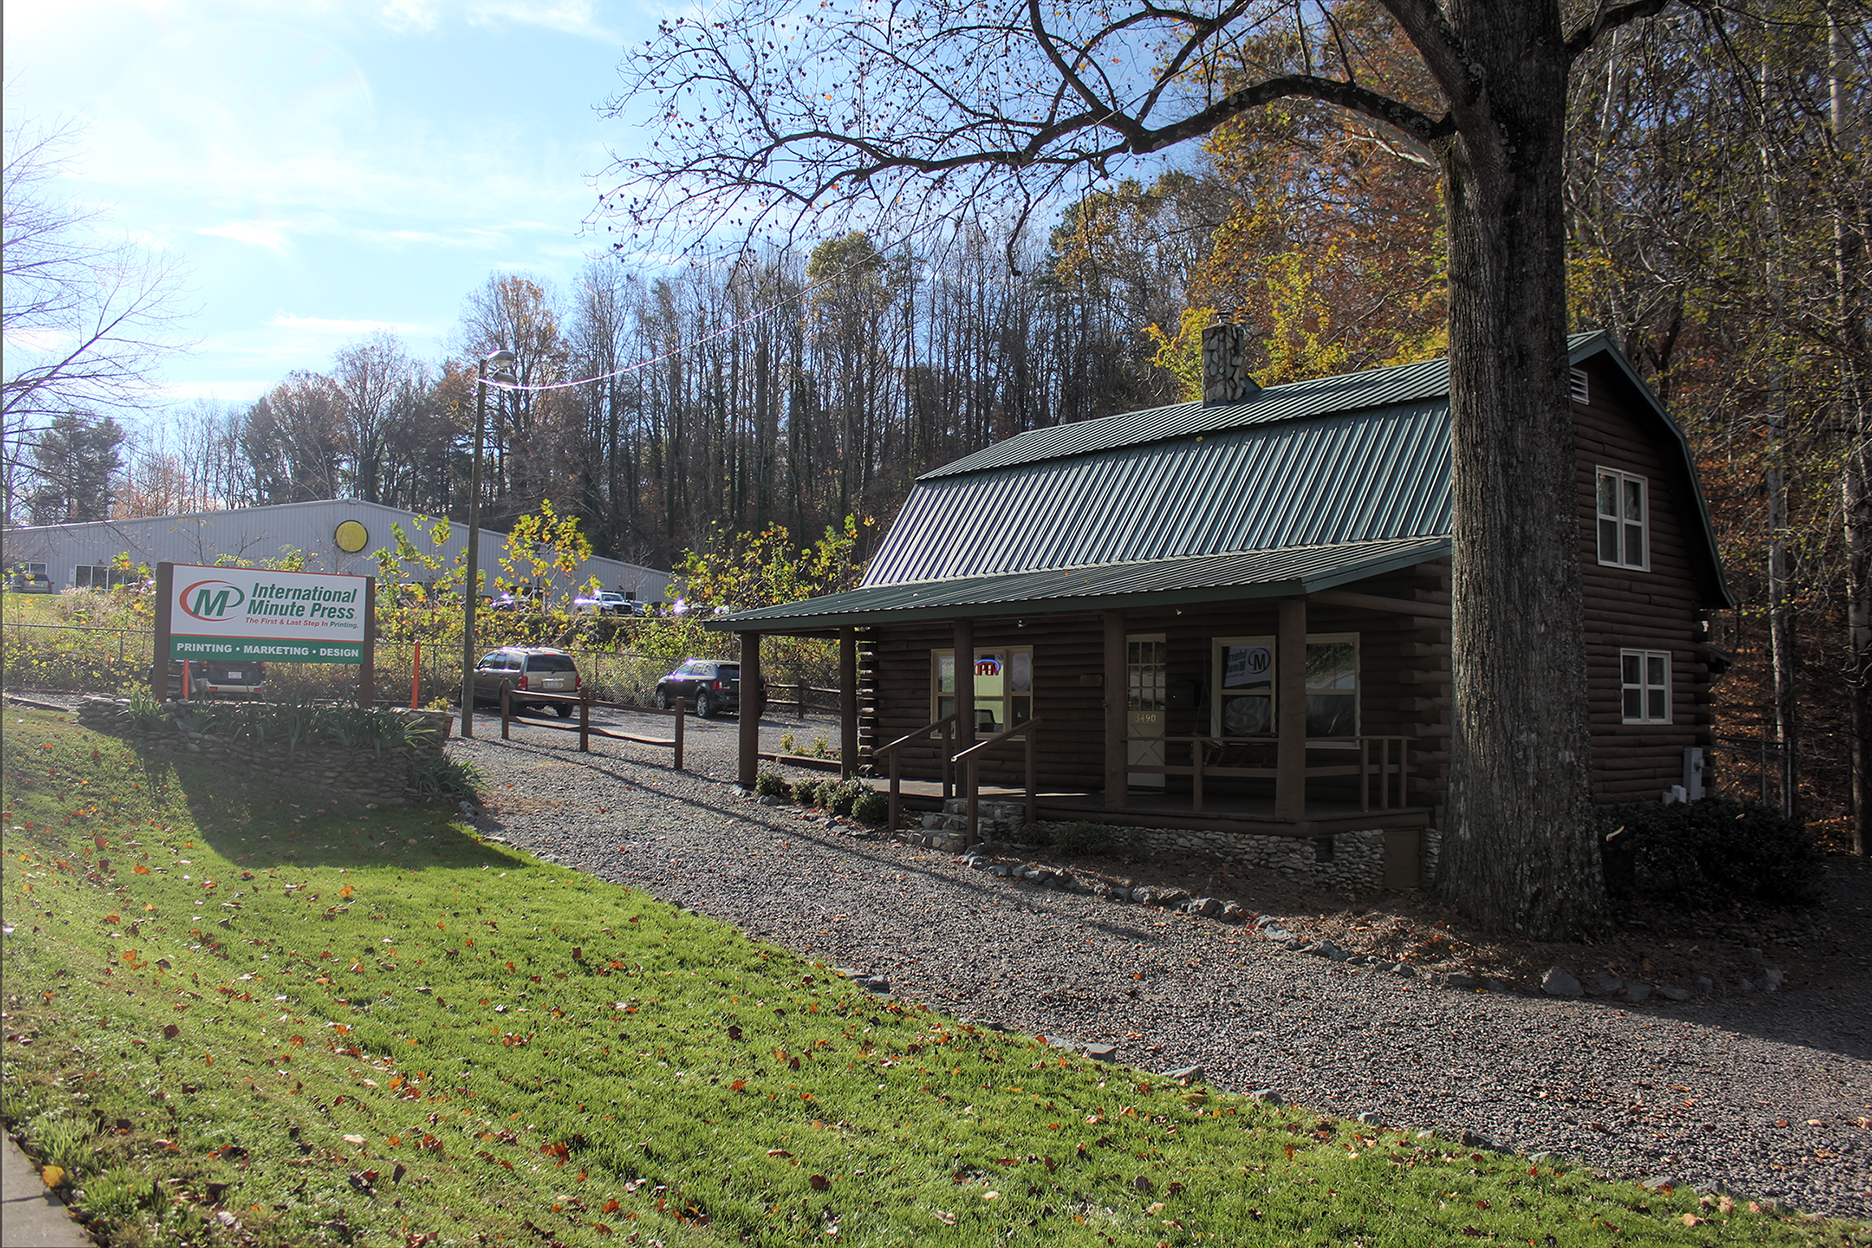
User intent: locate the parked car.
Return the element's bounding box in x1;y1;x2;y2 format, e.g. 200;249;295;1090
572;591;644;617
470;646;582;717
654;658;761;719
6;569;53;593
164;659;267;698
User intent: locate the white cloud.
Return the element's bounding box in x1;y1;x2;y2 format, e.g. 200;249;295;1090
197;221;295;252
267;314;432;336
467;0;618;41
157;378;275;403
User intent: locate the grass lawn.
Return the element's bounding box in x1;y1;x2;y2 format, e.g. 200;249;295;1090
1;708;1864;1247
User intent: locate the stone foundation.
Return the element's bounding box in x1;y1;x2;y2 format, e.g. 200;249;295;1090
905;798;1395;891
75;697;452;806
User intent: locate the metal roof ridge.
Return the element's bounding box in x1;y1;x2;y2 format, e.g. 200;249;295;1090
858;534;1451;591
917;355;1454;481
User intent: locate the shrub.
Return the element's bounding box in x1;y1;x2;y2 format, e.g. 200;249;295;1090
1013;822;1053;847
794;779;829;808
852;791;890;824
825;779;867;817
1053;821;1116;857
409;753;483;802
753;770;791;798
1599;796;1826;910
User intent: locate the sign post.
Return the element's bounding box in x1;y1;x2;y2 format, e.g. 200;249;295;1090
154;563;375;703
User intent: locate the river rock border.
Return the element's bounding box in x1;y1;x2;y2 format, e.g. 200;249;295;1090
74;697;452;806
899;798;1388;891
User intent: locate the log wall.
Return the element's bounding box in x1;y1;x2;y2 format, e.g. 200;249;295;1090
1573;356;1718;804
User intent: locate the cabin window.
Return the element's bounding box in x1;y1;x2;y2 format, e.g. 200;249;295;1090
933;647;1032;735
1620;649;1671;724
1596;468;1649;570
1211;633;1359;740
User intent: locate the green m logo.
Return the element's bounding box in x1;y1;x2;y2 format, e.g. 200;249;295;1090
179;579;246;621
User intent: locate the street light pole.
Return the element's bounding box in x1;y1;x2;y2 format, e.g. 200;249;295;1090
460;349;517;738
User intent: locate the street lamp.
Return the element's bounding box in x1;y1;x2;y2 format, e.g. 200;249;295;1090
461;348;518;737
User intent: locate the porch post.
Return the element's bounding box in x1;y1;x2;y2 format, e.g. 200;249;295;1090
1276;597;1307;820
1103;610;1127;809
953;618;974;752
839;627;858;780
738;631;762;789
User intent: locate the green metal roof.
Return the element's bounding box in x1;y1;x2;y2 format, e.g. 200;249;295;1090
704;536;1451;631
707;332;1732;633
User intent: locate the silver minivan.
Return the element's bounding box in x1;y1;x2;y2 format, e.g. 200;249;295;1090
471;646;582;717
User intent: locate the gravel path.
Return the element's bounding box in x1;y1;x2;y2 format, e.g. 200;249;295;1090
15;692;1867;1220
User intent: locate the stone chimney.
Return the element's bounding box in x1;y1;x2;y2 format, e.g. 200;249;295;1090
1201;322;1261;406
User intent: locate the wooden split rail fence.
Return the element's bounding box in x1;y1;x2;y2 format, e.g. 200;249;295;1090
499;688;685;769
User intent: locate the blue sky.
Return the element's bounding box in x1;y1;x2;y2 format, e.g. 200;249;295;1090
5;0;661;407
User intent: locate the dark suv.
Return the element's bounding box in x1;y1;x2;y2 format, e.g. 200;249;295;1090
655;659;759;719
471;647;582;717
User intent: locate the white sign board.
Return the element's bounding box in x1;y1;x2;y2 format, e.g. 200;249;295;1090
167;564;368;664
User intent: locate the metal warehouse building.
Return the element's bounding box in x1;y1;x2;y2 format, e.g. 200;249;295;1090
1;499;674;604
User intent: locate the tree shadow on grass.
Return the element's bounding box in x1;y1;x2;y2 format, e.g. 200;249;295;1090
128;741;534;873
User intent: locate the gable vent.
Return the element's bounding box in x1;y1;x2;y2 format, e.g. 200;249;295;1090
1570;367;1590;405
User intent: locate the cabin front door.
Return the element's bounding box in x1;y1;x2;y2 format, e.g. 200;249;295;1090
1127;634;1167;788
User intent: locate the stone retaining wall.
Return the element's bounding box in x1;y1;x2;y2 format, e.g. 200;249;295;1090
908;798;1391;891
75;698;452;806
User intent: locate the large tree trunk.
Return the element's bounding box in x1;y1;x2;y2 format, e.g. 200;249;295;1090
1832;3;1870;856
1432;1;1607;938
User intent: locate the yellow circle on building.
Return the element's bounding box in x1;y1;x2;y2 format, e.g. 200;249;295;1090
334;520;370;553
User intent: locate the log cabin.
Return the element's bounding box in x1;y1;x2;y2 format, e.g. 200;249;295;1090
704;327;1734;888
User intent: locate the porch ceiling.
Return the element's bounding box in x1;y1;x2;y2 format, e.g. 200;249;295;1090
702;535;1450;633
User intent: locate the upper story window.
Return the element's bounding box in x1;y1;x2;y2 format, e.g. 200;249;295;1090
1596;467;1649;571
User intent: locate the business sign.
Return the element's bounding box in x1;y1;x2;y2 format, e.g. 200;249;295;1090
165;564;369;664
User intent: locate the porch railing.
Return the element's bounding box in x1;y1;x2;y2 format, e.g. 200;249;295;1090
876;712;957;832
1125;734;1411;813
952;718;1043;845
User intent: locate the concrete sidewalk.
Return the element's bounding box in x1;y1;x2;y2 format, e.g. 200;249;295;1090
0;1135;91;1247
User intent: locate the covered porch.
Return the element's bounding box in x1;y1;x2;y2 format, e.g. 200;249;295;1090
707;538;1451;853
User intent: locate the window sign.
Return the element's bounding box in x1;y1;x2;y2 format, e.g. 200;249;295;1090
933;647;1033;734
1212;633;1359;740
1215;637;1275;735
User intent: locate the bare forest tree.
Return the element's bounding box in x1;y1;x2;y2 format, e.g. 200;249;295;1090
3;117;191;527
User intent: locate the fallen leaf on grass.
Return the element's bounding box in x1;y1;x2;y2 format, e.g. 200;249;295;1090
41;1166;65;1188
809;1175;831;1191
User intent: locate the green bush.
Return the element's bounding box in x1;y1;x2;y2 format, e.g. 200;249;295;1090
1599;796;1826;910
1013;822;1053;847
826;779;866;817
1053;821;1116;857
753;770;791;798
795;779;830;808
852;791;890;824
409;753;483;802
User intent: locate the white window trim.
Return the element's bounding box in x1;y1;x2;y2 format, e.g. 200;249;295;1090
1211;633;1360;742
1596;466;1650;572
1620;648;1672;724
